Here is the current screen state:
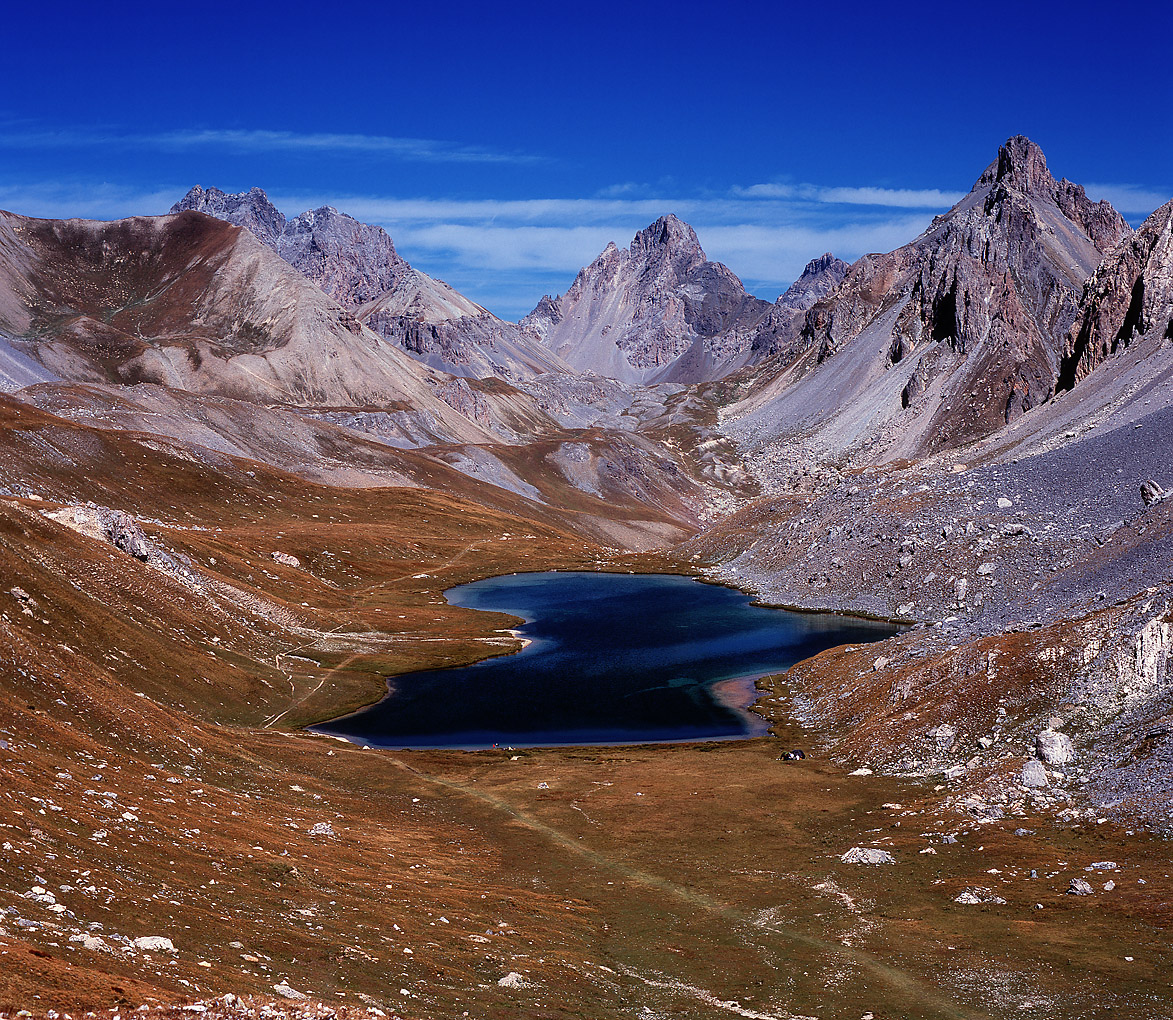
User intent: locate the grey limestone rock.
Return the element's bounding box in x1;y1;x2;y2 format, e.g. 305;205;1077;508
1022;759;1049;788
1036;728;1076;766
173;186;406;308
1141;479;1168;506
840;847;896;865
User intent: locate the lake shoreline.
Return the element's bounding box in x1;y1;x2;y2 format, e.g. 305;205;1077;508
311;570;895;751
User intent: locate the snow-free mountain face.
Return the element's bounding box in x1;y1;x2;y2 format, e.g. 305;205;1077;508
174;186;570;381
746;252;850;364
0;208;510;445
522;214;774;385
173;186;407;308
729;136;1131;461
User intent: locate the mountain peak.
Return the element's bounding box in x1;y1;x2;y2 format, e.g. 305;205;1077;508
171;185;286;246
978;135;1055;195
632;214;704;261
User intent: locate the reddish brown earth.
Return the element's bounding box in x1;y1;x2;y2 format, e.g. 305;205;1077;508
1;396;1171;1020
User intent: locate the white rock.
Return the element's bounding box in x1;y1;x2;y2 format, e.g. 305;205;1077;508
1022;760;1049;788
132;936;176;953
848;767;874;776
928;723;958;750
997;497;1013;509
840;847;895;865
272;983;306;1000
1036;729;1076;766
309;822;335;836
954;887;1006;905
497;971;531;988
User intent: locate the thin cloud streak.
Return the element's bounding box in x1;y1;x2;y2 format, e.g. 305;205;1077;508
0;124;542;165
1084;182;1172;216
734;182;967;208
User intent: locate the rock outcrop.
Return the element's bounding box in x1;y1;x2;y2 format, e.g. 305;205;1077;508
1059;199;1173;388
523;214;773;384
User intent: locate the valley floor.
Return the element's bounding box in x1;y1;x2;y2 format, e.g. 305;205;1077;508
1;464;1171;1019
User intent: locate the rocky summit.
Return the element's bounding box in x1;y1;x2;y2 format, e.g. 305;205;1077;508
522;213;774;384
3;135;1173;1019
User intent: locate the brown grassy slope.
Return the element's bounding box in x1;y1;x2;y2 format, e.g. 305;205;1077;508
3;399;1173;1018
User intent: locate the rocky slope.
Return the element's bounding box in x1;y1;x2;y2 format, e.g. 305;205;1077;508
175;186;571;381
523;214;774;384
727;136;1130;463
0;209;505;446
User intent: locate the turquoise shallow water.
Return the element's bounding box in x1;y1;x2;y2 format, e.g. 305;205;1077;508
315;571;897;749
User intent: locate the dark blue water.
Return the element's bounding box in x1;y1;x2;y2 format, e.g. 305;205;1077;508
316;572;896;749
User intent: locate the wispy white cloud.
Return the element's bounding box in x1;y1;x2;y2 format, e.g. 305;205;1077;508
0;122;541;165
270;191;941;312
0;179;182;220
734;182;967;208
1083;182;1171;216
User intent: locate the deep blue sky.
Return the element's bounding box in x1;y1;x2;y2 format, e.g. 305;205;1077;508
2;0;1170;317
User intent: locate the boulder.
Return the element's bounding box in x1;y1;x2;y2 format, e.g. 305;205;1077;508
928;723;958;750
1022;760;1049;788
954;887;1006;905
101;510;152;561
1036;729;1076;765
840;847;895;865
1141;479;1168;506
1068;878;1094;896
272;983;307;1000
132;936;176;953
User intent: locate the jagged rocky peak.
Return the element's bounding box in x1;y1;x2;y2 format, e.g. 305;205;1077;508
172;185;286;246
731;136;1132;462
977;134;1128;251
276;205;406;308
778;253;850;312
1061;198;1173;386
631;213;706;266
523;214;772;385
172;186;406;308
979;134;1054;194
744;253;849;363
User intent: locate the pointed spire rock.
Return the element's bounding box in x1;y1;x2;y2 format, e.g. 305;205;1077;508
523;214;770;384
979;134;1055;195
